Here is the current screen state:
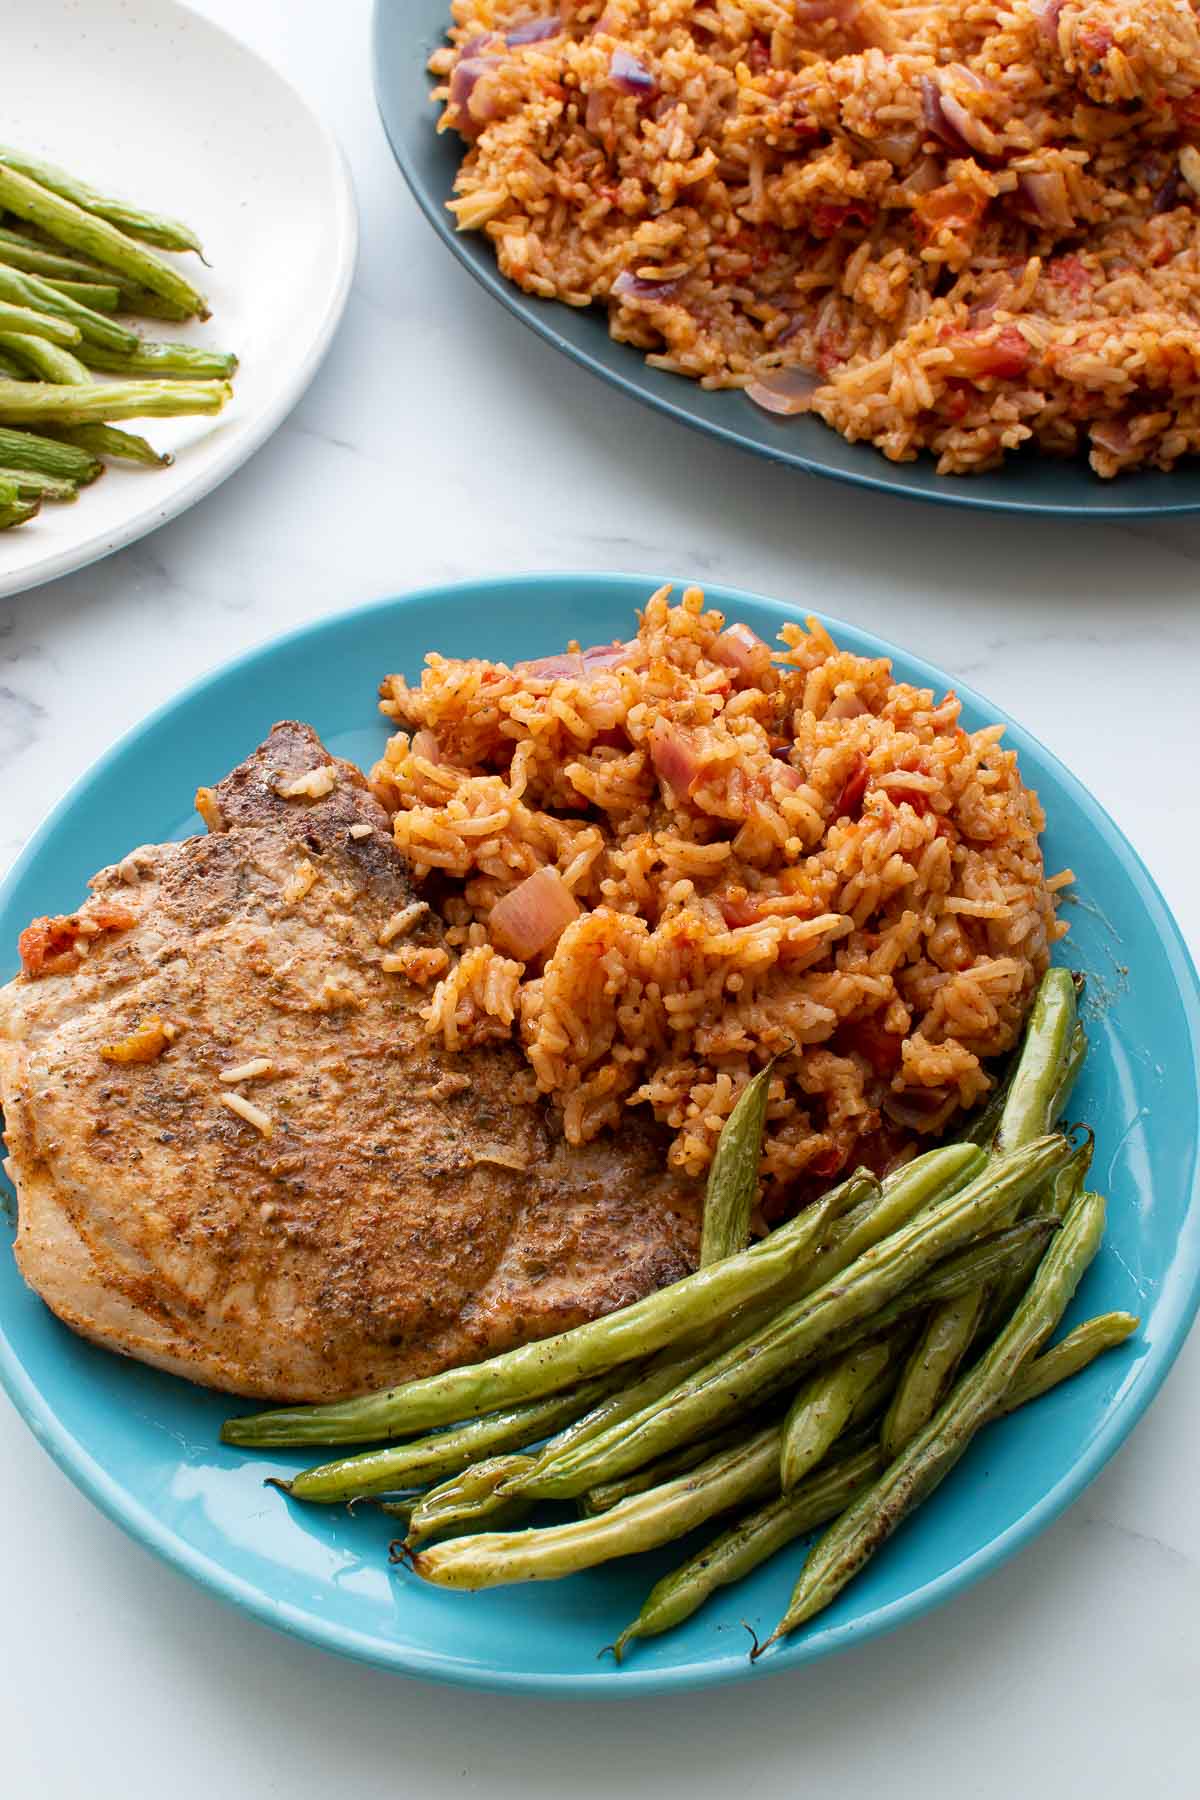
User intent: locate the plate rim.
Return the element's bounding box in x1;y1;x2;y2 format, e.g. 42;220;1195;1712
371;0;1200;520
2;569;1199;1695
0;0;359;601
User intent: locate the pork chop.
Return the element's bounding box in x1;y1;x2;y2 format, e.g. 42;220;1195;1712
0;722;701;1401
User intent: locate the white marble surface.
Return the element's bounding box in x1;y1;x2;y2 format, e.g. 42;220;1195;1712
2;1;1199;1792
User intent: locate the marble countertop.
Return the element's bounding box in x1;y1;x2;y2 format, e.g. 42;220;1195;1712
2;2;1198;1793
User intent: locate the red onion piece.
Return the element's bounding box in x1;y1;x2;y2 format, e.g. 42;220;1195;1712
746;365;823;416
1029;0;1063;45
920;76;970;154
650;718;702;797
459;31;499;55
610;49;658;94
581;640;636;672
411;729;442;764
586;87;612;134
1153;164;1183;213
793;0;859;20
711;621;771;678
1017;170;1074;231
943;324;1030;380
516;651;582;679
449;58;504;133
516;640;634;681
873;130;921;166
506;14;562;45
937;90;991;155
612;269;683;300
1090;419;1133;456
883;1088;957;1132
489;866;580;961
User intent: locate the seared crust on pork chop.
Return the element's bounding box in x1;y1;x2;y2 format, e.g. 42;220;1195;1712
0;723;700;1400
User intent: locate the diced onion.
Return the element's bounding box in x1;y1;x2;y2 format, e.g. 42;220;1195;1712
507;15;562;45
489;867;580;960
610;49;657;94
711;621;771;678
612;269;683;301
746;365;823;416
650;718;702;796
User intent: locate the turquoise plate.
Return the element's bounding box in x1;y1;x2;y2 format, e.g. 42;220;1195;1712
1;573;1198;1693
373;1;1200;518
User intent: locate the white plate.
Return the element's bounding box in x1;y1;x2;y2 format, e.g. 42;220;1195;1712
0;0;357;598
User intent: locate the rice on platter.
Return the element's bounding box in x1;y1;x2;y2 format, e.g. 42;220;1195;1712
373;586;1070;1212
431;0;1200;477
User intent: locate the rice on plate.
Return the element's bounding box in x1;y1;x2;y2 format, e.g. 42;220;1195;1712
430;0;1200;477
372;586;1070;1216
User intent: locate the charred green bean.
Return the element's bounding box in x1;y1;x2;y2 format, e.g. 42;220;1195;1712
779;1341;891;1493
518;1137;1071;1500
283;1371;632;1505
47;422;171;467
612;1442;884;1660
615;1297;1134;1658
1003;1311;1138;1410
758;1186;1106;1651
409;1421;785;1590
881;1289;986;1458
700;1058;776;1266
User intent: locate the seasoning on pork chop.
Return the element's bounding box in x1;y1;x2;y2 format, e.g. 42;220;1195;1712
0;722;701;1401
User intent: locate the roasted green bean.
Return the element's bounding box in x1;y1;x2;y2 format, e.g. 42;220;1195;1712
757;1186;1106;1652
0;261;136;352
0;164;209;317
77;340;238;380
0;332;91;385
0;377;230;425
0;464;77;502
817;1217;1060;1362
282;1372;631;1505
612;1442;884;1660
615;1298;1135;1658
895;970;1081;1447
995;969;1078;1153
0;226;111;282
779;1341;891;1493
796;1143;985;1300
517;1137;1071;1500
1002;1310;1138;1410
403;1456;537;1547
0;147;205;256
881;1289;986;1458
583;1418;761;1514
42;278;121;312
46;422;171;468
700;1058;776;1266
0;494;39;528
0;299;80;346
409;1421;786;1590
0;424;101;480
